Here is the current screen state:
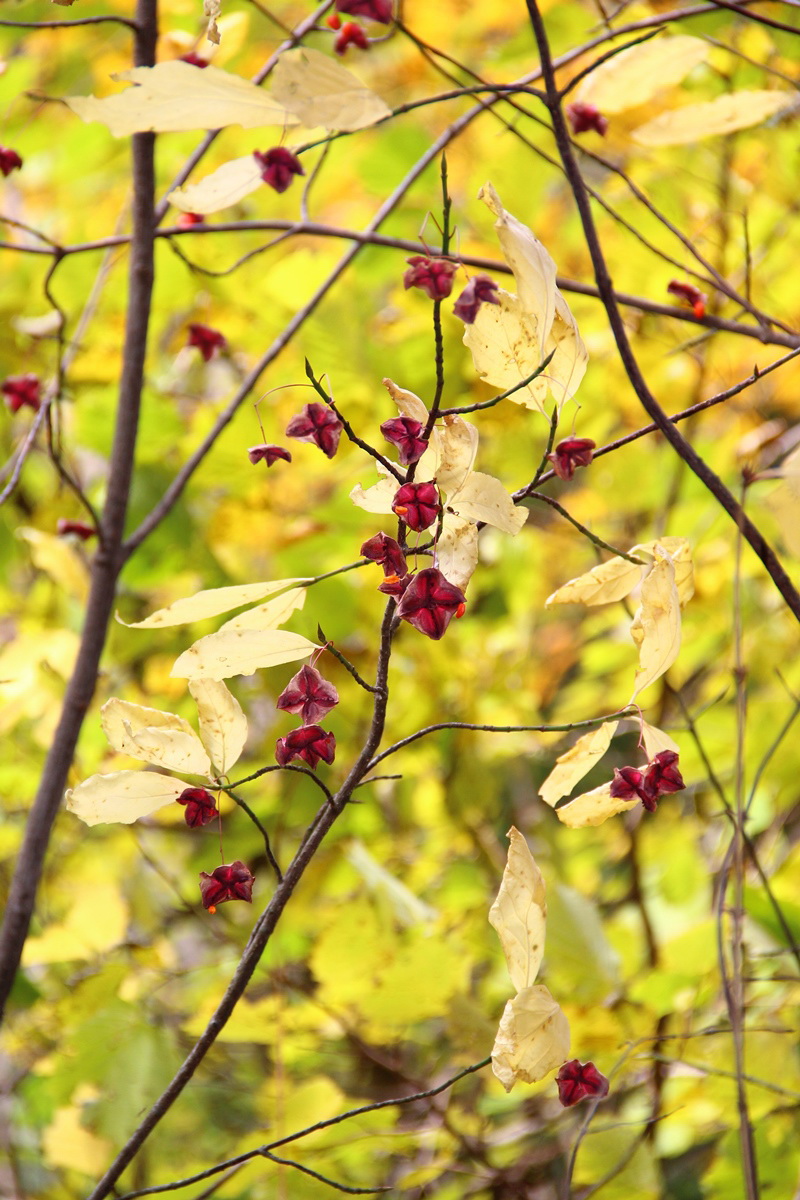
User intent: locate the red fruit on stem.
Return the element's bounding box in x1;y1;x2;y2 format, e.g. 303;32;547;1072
276;665;339;725
56;519;96;541
380;416;428;466
254;147;305;194
360;532;408;577
179;52;209;67
199;861;254;909
335;0;392;23
403;256;458;301
177;787;219;828
452;274;500;324
392;481;440;532
0;146;23;177
285;402;343;459
334;22;369;53
566;102;609;136
556;1060;609;1107
667;280;707;319
177;211;205;228
187;323;226;362
247;443;292;466
396;567;466;640
2;374;41;413
548;438;596;481
275;724;336;770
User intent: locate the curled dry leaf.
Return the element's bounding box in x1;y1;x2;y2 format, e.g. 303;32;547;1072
272;47;390;132
171;629;319;680
491;984;571;1091
545;555;643;608
117;577;308;629
463;185;587;414
436;515;479;593
640;719;679;759
633;89;790;146
555;782;639;828
66;771;187;826
488;826;547;992
574;35;708;114
65;62;298;136
189;679;247;775
539;720;619;808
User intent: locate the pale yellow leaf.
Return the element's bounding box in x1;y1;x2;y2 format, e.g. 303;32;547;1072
540;721;619;807
556;782;639;828
437;514;479;592
101;699;211;775
491;984;571;1091
125;727;212;775
436;417;479;495
464;290;586;415
272;47;390;132
545;555;643;607
383;378;428;425
118;577;307;628
631;546;681;697
479;182;558;354
633;535;694;606
350;473;398;515
218;586;306;631
12;311;63;337
17;527;89;603
171;629;318;680
641;720;679;759
66;771;186;826
169;155;263;215
189;678;247;775
575;35;708;113
66;62;297;137
489;826;547;992
633;89;790;146
449;471;527;535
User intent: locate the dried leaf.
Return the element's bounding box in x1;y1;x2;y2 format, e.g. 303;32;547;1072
66;771;187;826
204;0;221;44
491;984;571;1091
118;578;307;628
189;679;247;775
101;699;211;775
218;587;306;631
489;827;547;992
634;536;693;606
540;721;619;807
66;62;297;137
633;90;789;146
350;471;398;515
169;155;263;214
575;35;708;113
556;782;639;828
545;555;643;607
437;514;479;591
479;182;558;355
640;720;679;759
171;629;318;680
272;48;390;132
382;378;429;425
631;545;681;697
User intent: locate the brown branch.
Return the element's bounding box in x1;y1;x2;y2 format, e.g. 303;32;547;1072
0;0;159;1023
524;0;800;625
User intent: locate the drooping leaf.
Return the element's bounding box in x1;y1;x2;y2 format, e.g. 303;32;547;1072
168;155;264;214
66;771;187;826
448;472;527;535
539;721;619;807
633;90;789;146
272;48;390;132
631;545;681;697
434;417;479;495
545;555;643;607
640;720;680;759
100;699;210;777
575;35;709;114
489;826;547;992
491;984;571;1091
65;62;298;136
479;182;558;355
189;679;247;775
437;514;479;591
117;578;308;628
218;587;306;632
555;782;639;828
171;629;318;680
382;378;429;425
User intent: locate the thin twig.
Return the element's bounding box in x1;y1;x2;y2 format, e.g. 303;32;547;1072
525;491;645;562
260;1151;389;1195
